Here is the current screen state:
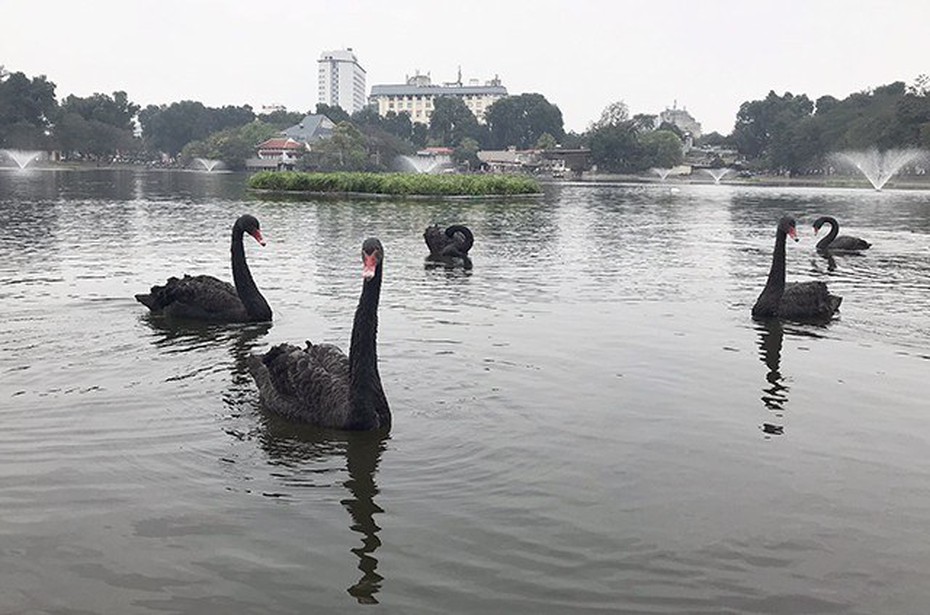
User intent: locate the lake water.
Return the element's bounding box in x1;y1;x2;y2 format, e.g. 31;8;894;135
1;169;929;613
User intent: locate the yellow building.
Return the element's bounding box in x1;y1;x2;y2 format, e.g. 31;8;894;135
369;72;507;124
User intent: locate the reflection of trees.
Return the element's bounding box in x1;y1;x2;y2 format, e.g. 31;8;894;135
258;417;389;604
756;319;787;435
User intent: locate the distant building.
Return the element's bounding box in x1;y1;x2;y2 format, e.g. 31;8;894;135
246;114;336;171
282;114;336;144
369;70;508;125
250;137;306;170
478;148;540;173
659;102;703;139
318;49;367;114
477;147;591;177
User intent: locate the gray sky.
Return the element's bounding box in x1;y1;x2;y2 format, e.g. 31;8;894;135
3;0;928;135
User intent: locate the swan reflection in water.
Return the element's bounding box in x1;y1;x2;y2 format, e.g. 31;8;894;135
812;251;838;273
258;416;389;604
141;317;272;378
755;320;830;436
142;320;387;602
756;319;788;435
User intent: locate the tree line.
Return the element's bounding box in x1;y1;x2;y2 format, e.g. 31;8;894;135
3;65;926;174
727;76;930;174
0;66;676;172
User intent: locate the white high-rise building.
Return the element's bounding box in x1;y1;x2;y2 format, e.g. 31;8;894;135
317;49;367;114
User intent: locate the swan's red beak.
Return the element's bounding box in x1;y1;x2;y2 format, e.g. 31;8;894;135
362;252;379;280
788;226;798;242
249;229;266;246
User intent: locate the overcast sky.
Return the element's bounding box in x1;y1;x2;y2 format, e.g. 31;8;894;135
3;0;928;135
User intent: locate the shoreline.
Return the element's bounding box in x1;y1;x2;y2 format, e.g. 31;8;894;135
5;162;930;191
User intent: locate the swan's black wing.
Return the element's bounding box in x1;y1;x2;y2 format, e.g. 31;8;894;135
423;225;449;257
136;274;247;321
248;342;352;427
779;281;842;321
830;235;871;251
424;225;473;269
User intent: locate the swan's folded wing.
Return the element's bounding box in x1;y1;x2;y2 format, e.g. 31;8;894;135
307;342;350;382
781;281;841;319
832;235;871;251
423;225;448;256
148;274;242;314
250;342;350;424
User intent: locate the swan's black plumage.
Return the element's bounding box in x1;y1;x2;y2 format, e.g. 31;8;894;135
424;224;474;268
248;238;390;431
135;214;272;323
752;216;842;321
813;216;871;252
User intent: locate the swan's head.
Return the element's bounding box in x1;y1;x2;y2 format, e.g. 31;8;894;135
812;216;830;235
778;216;799;242
361;237;384;281
237;214;266;246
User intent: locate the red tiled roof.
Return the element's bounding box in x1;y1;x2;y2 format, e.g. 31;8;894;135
257;137;304;150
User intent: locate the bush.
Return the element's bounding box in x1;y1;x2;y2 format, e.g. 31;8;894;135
248;171;541;196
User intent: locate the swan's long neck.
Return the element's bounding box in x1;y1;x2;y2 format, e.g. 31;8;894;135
348;264;387;428
446;225;474;252
816;217;839;250
760;228;788;299
231;227;272;321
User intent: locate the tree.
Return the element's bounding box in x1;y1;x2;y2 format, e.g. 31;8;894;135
732;91;813;163
453;137;481;170
485;93;564;149
53;91;140;158
316;103;351;124
312;121;368;171
59;91;138;131
656;121;684;139
257;108;305;129
631;113;657;132
561;131;587;149
381;111;413;142
411;122;428;148
638;130;684;168
356;122;415;171
591;100;629;130
0;71;57;148
588;123;640;172
428;96;481;147
180;120;280;170
908;74;930;97
535;132;558;150
695;131;731;148
139;101;255;157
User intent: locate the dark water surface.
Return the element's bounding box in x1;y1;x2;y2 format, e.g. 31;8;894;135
1;169;929;613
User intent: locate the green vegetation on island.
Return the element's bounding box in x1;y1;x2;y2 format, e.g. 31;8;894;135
248;171;542;196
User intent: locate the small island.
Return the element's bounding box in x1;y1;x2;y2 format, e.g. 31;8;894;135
248;171;542;197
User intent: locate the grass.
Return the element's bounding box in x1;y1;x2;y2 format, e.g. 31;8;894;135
248;171;542;196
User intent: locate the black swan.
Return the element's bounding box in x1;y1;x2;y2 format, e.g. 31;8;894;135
813;216;871;252
752;216;842;321
135;214;272;323
247;238;390;431
424;224;474;268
